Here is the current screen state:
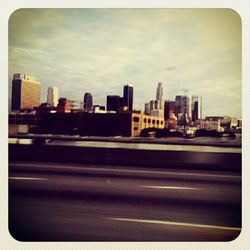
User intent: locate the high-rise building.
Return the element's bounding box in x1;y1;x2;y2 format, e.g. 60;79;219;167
191;96;202;121
175;95;190;118
144;83;164;119
123;84;133;111
156;82;164;109
144;103;150;115
57;97;72;113
47;87;59;107
83;92;93;111
155;83;164;117
107;95;123;112
11;73;40;111
164;100;176;120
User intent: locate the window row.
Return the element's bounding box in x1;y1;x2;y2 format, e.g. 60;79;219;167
133;116;164;125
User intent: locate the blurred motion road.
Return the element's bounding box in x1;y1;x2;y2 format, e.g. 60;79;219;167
9;160;241;241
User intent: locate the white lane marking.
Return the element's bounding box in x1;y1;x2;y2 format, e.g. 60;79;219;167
10;162;241;180
9;177;48;181
140;185;201;191
108;217;241;232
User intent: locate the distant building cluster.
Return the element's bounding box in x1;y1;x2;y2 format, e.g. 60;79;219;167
106;84;133;113
145;82;164;119
9;73;242;137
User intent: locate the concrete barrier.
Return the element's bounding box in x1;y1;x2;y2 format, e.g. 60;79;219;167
9;143;241;172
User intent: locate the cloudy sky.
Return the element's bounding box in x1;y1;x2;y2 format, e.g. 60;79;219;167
9;8;241;117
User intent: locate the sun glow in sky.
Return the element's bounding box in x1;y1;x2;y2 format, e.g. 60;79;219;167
9;8;241;117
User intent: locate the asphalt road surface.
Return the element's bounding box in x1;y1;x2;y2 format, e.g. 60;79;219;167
9;161;241;241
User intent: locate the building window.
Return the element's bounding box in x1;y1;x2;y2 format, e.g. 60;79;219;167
160;121;163;125
148;119;151;123
134;127;138;131
156;120;159;125
152;120;155;124
133;117;140;122
144;118;147;123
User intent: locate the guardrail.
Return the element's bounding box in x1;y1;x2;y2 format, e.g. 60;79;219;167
9;139;241;172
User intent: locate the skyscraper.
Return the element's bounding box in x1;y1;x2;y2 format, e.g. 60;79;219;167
175;95;190;118
191;96;202;121
107;95;123;112
83;92;93;111
156;82;164;109
164;100;176;120
144;83;164;119
47;87;59;107
156;82;163;99
123;84;133;111
11;73;40;111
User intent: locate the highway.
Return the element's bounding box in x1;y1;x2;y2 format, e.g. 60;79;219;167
9;161;241;241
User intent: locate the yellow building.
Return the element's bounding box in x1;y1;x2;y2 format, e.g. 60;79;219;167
11;73;40;111
131;112;165;137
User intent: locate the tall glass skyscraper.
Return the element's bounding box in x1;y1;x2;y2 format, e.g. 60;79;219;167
83;92;93;111
191;96;202;121
11;73;40;111
123;84;133;111
175;95;190;118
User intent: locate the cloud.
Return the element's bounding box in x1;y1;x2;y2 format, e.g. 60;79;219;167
8;8;241;117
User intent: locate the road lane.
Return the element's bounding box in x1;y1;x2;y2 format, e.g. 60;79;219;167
9;162;241;205
9;161;241;241
9;161;241;183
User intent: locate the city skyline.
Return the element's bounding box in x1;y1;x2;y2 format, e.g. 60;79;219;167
9;8;241;117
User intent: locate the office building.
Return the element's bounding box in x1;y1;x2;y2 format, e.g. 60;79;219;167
164;100;176;120
156;82;163;100
150;109;164;119
200;119;224;132
123;84;133;111
156;82;164;109
191;96;202;121
144;103;150;115
144;83;164;119
71;100;81;112
57;98;72;113
11;73;40;111
83;92;93;111
175;95;190;118
150;100;160;110
93;105;106;113
47;87;59;107
107;95;123;112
